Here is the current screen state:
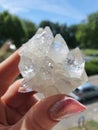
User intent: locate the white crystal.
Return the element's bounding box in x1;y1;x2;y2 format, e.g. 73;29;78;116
48;34;69;63
40;56;55;80
19;56;36;78
63;48;85;78
18;26;88;97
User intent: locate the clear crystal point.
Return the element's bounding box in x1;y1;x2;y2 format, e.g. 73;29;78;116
48;34;69;63
63;48;85;78
18;26;88;96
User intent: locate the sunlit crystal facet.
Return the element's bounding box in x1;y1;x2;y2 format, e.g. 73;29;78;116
40;56;55;80
63;48;85;78
19;56;36;78
18;26;88;96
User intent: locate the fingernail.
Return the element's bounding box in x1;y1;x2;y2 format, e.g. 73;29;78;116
49;97;86;121
18;86;33;93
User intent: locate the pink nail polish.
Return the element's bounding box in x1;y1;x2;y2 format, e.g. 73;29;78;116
49;97;86;121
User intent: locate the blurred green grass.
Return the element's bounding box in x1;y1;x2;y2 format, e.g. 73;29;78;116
83;49;98;56
82;49;98;75
85;58;98;76
67;120;98;130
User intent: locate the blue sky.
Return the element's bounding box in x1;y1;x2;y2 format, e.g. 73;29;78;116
0;0;98;26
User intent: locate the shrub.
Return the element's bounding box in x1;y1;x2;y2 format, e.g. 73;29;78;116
85;59;98;76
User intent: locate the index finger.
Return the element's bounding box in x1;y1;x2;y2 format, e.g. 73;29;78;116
0;50;20;94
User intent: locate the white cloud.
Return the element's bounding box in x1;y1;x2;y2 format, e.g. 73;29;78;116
0;0;86;20
0;0;30;13
37;1;85;20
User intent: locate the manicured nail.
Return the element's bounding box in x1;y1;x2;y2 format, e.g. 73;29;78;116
49;97;86;121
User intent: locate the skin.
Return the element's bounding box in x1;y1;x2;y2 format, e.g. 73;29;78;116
0;51;65;130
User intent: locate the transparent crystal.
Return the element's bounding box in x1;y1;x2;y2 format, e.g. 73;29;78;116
18;26;88;97
48;34;69;63
19;56;36;78
40;56;55;80
63;48;85;78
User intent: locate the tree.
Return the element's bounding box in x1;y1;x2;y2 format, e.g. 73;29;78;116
23;20;37;40
0;11;27;48
39;21;77;48
87;11;98;48
39;20;57;35
75;24;87;48
0;11;9;47
67;25;78;48
60;24;67;36
76;11;98;49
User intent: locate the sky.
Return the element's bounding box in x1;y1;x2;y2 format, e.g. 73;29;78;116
0;0;98;26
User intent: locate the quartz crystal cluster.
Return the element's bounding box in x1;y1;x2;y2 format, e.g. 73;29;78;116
18;27;88;97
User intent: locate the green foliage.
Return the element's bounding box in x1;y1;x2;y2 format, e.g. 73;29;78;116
0;11;37;48
23;20;37;39
82;49;98;76
67;25;78;48
85;59;98;76
75;24;87;48
1;10;98;49
39;20;77;48
76;11;98;49
39;20;60;35
0;11;27;48
83;49;98;56
0;11;9;46
67;120;98;130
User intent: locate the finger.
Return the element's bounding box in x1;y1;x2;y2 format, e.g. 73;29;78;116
0;51;20;90
1;79;39;113
12;94;86;130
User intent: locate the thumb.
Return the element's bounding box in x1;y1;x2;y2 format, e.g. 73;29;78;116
11;94;86;130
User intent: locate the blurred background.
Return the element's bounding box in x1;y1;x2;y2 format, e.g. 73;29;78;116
0;0;98;130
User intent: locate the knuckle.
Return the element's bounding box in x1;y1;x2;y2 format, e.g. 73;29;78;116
26;111;47;130
32;116;46;130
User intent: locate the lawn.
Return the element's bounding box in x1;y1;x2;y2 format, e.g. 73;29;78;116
82;49;98;56
81;49;98;76
67;120;98;130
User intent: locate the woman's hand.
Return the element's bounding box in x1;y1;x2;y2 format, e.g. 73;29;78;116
0;51;86;130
